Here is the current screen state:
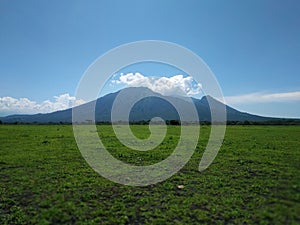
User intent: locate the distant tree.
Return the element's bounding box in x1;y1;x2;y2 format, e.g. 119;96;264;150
170;120;180;125
202;121;211;125
0;120;2;124
243;120;250;125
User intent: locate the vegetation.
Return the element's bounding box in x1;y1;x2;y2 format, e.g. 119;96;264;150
0;125;299;224
2;118;300;126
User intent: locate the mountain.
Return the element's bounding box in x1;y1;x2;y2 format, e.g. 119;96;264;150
0;87;294;124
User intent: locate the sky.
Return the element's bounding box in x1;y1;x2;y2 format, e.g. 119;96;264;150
0;0;300;118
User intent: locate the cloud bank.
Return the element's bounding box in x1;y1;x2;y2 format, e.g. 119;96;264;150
112;72;202;97
224;91;300;105
0;94;85;115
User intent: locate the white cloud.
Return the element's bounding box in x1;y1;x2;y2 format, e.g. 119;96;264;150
0;94;85;115
223;91;300;105
112;72;202;97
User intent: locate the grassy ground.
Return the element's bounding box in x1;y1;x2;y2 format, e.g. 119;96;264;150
0;125;299;224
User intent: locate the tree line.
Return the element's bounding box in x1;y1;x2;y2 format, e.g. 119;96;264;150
1;119;299;125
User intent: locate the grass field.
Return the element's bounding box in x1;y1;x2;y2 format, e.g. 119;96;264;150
0;125;299;224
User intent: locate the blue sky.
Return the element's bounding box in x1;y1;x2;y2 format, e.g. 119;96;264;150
0;0;300;118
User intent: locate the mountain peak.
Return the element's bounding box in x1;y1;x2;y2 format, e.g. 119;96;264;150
122;86;158;94
200;95;216;101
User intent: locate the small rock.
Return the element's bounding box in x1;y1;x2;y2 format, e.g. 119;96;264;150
177;185;184;189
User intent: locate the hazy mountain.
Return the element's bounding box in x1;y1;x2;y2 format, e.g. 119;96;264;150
0;87;290;124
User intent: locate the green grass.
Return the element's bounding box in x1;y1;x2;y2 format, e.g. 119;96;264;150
0;125;299;224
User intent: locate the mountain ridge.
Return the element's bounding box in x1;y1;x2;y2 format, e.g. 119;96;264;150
0;87;298;124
